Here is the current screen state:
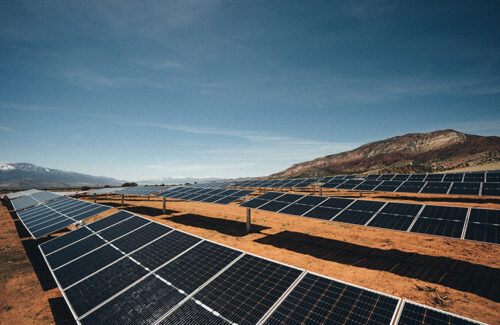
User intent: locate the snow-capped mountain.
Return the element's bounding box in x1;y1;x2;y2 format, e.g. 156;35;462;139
0;163;124;190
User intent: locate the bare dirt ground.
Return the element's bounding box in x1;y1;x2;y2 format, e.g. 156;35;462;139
1;190;499;324
444;162;500;172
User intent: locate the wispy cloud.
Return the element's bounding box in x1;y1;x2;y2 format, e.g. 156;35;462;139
0;101;57;112
63;69;142;89
121;121;359;178
0;125;13;131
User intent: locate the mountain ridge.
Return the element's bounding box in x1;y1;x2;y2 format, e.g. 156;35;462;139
270;129;500;178
0;163;124;190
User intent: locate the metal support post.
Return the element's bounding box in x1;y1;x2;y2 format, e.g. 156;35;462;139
246;208;252;233
121;194;124;205
94;193;97;203
162;197;166;214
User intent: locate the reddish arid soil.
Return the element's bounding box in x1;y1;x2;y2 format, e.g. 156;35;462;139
1;190;499;324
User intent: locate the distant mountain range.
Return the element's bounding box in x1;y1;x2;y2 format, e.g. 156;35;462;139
270;130;500;178
136;177;242;185
0;163;124;190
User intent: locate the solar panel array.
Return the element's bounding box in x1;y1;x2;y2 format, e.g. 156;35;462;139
321;178;499;196
17;197;111;239
10;191;62;211
5;188;42;199
235;178;319;188
241;192;500;244
233;171;500;196
85;187;122;195
38;211;484;325
396;301;485;325
189;181;235;188
156;186;254;205
114;186;169;196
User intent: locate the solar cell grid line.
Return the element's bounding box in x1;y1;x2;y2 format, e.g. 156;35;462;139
481;182;500;196
464;172;485;183
191;254;303;325
354;180;383;191
486;171;500;183
73;239;206;321
44;211;136;254
449;182;481;195
261;272;401;325
56;226;177;289
156;299;231;325
393;174;410;181
80;274;189;325
395;300;486;325
47;218;152;269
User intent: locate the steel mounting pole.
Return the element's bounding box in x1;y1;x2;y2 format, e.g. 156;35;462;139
246;208;252;233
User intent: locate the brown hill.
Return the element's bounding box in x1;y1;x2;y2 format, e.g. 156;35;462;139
270;130;500;178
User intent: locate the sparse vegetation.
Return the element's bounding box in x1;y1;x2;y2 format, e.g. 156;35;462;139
122;182;138;187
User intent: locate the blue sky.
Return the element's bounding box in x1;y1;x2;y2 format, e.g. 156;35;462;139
1;1;499;181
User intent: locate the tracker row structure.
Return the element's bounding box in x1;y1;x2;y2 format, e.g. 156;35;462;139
241;192;500;244
16;196;111;239
39;211;485;325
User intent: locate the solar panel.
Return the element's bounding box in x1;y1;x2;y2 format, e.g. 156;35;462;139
407;174;427;181
115;186;169;196
420;182;452;194
424;174;445;182
449;182;481;195
486;171;500;183
158;299;230;325
464;208;500;244
40;227;93;255
130;231;202;270
396;301;484;324
395;181;426;193
481;183;500;196
393;174;410;181
17;197;111;239
54;244;124;288
443;173;464;182
304;206;342;220
367;213;416;231
279;203;315;216
6;188;42;199
337;180;364;189
80;274;186;325
380;202;422;216
264;273;400;325
241;192;500;245
156;241;243;294
38;211;485;325
157;186;253;205
193;254;302;324
374;181;403;192
410;218;464;238
355;180;382;190
463;172;485;183
333;209;376;225
235;173;499;197
378;174;396;180
65;257;150;317
85;187;122;195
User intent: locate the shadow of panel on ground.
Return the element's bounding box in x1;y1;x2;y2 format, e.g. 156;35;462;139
49;297;76;325
124;205;178;217
254;230;500;302
20;237;57;291
166;213;270;237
